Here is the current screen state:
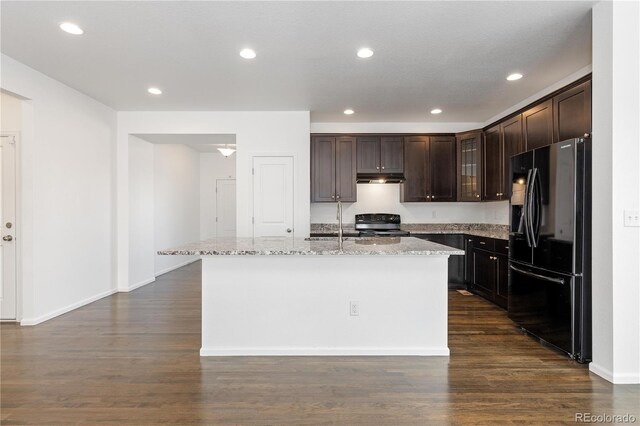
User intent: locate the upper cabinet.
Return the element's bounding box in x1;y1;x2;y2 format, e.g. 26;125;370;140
400;136;456;202
483;125;503;201
456;131;482;202
430;136;457;201
356;136;404;174
483;117;521;202
400;136;430;202
311;136;357;202
553;80;591;142
522;99;553;150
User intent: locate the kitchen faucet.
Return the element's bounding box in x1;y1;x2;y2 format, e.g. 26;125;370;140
336;200;343;251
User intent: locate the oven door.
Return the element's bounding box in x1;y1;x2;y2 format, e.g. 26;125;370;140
508;262;578;357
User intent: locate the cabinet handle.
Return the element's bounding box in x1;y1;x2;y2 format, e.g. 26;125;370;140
336;195;341;199
476;194;480;198
376;166;380;170
382;166;385;170
479;241;486;245
331;195;335;200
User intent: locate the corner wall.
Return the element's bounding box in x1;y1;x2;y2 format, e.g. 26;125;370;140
117;111;310;290
590;0;640;384
1;54;117;325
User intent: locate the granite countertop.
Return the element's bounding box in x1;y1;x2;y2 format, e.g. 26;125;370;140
158;237;465;256
310;223;509;240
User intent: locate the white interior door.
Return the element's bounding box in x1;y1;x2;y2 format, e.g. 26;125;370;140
252;156;294;238
0;134;17;320
216;179;236;238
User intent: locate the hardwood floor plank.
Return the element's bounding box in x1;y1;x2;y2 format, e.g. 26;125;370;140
1;261;638;425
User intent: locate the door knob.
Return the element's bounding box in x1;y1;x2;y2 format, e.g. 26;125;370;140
3;235;13;241
286;228;292;233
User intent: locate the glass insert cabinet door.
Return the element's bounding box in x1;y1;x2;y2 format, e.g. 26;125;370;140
457;131;482;201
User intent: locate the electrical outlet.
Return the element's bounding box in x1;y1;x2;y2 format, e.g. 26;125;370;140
349;301;359;316
624;209;640;227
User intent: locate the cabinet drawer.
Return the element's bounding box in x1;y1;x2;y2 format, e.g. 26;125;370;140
475;237;495;251
494;239;509;256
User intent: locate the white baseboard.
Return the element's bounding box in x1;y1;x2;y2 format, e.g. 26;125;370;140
154;257;199;277
589;363;640;384
20;288;118;326
200;347;450;356
120;277;156;293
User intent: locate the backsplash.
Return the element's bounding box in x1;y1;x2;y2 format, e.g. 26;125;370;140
310;223;509;240
310;184;509;225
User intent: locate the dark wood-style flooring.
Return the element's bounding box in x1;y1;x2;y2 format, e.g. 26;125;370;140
2;261;639;424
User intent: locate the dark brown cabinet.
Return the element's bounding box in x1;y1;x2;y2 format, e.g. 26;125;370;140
483;126;502;201
311;136;356;202
400;136;456;202
356;136;403;174
523;99;553;150
483;116;523;201
468;237;509;309
400;136;430;202
501;115;524;198
457;131;482;201
553;80;591;142
430;136;457;201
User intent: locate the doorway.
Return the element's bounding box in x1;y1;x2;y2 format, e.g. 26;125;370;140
216;179;236;237
0;133;17;320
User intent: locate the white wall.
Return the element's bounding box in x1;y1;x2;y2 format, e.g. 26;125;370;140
311;184;508;224
1;54;117;325
590;1;640;384
200;152;236;240
128;135;155;288
153;144;200;275
117;111;310;290
1;91;23;130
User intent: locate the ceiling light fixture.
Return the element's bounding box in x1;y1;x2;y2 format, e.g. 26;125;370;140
344;109;355;115
430;108;443;115
507;73;523;81
239;48;257;59
218;145;236;157
148;87;162;95
357;48;374;58
59;22;84;35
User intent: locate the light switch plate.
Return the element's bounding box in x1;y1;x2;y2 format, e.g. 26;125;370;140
624;210;640;227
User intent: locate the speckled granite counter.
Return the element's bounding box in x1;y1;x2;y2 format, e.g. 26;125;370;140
311;223;509;240
158;236;464;256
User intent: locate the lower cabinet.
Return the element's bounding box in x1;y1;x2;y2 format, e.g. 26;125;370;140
466;236;509;309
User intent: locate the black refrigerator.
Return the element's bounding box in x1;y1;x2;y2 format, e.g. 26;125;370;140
508;137;591;363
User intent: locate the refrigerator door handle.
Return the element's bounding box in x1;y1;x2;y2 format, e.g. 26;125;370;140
527;168;538;248
509;264;565;285
522;169;533;247
533;168;542;246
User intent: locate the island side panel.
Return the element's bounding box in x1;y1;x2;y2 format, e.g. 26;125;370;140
201;255;449;356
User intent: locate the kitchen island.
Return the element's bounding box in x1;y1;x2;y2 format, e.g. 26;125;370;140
159;237;464;356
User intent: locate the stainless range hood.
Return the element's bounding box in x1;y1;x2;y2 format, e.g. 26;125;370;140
356;173;405;184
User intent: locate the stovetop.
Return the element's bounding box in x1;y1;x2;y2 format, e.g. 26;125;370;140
355;213;410;237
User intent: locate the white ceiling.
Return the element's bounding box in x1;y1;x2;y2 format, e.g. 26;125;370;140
133;134;236;152
0;1;594;123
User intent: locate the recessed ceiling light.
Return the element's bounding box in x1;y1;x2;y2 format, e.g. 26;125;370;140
239;48;257;59
148;87;162;95
59;22;84;35
344;109;355;115
430;108;443;115
507;73;523;81
357;48;374;58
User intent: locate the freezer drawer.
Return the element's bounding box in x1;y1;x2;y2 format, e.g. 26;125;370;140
508;262;590;362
